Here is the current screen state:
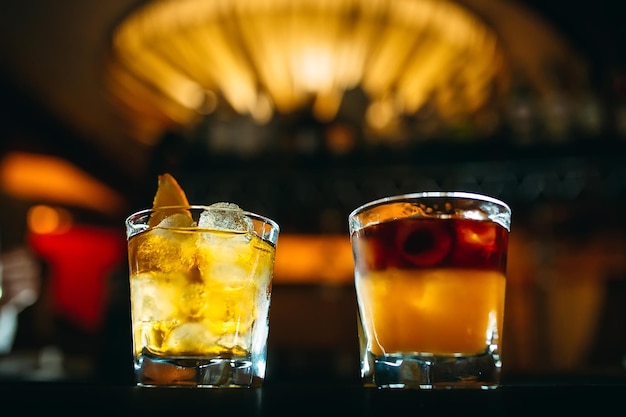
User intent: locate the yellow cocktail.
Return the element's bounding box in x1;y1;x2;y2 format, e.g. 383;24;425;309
126;175;279;387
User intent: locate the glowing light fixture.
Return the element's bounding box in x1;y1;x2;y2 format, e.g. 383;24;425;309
106;0;509;144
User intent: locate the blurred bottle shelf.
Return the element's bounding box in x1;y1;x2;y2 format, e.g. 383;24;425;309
172;135;626;234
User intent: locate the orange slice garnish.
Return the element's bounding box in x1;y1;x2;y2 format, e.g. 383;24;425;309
148;173;192;227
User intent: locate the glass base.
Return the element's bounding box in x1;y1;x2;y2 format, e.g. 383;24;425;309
363;351;501;390
135;351;263;388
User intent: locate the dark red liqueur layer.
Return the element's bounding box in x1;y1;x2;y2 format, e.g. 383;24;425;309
352;217;509;271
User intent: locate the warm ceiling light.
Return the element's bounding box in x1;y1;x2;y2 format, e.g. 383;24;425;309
106;0;509;144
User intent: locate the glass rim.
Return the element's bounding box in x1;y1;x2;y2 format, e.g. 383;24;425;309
348;191;511;220
125;205;280;232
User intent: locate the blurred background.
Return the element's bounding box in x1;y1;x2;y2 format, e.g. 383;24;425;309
0;0;625;385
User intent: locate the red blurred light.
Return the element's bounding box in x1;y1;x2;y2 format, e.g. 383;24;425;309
29;226;126;332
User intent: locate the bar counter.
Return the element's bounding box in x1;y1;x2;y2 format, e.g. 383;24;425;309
2;377;624;416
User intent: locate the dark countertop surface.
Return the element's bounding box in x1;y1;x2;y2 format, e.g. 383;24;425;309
2;377;625;416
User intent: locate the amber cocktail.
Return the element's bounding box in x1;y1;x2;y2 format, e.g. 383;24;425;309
349;192;511;389
126;203;279;387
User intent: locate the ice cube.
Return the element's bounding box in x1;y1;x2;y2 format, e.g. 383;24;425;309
130;272;182;322
156;212;196;229
163;322;219;355
218;331;251;352
204;285;256;334
196;232;256;287
179;279;209;319
198;202;253;232
133;227;197;273
457;221;496;246
463;209;490;222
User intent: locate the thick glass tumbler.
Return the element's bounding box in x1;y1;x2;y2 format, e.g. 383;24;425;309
349;192;511;389
126;205;279;387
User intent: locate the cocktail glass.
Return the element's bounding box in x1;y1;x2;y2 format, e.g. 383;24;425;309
125;204;279;387
349;192;511;389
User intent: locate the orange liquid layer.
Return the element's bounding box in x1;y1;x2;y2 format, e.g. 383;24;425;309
356;268;505;356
